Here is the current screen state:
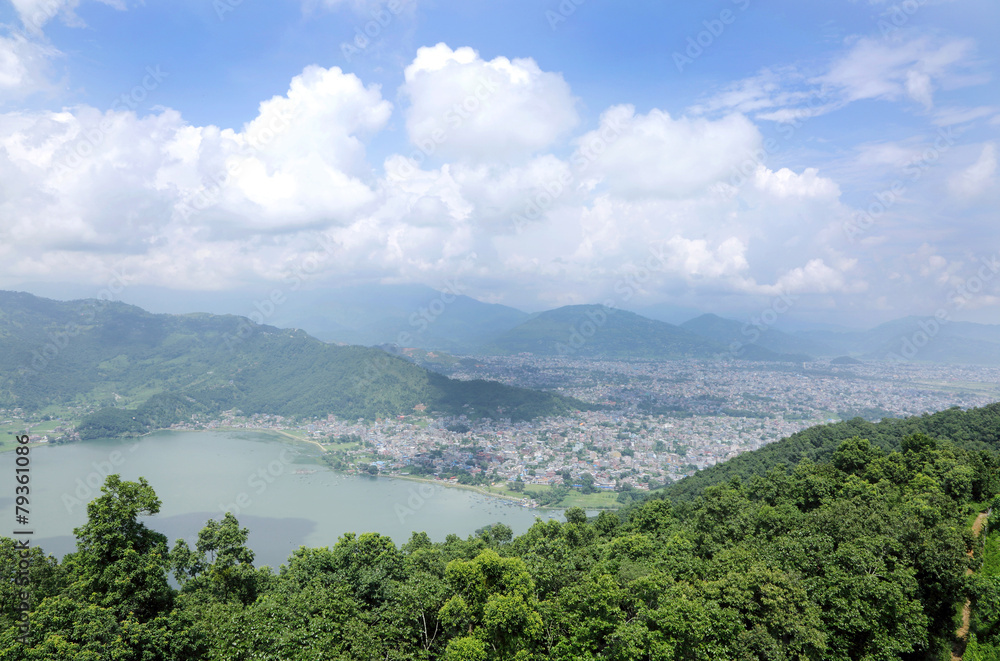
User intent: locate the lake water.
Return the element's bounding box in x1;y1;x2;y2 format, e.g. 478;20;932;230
0;431;568;570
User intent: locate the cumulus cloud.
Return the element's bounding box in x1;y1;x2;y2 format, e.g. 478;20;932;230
576;106;761;198
401;43;579;163
773;259;865;295
751;166;840;199
0;40;926;315
0;64;392;288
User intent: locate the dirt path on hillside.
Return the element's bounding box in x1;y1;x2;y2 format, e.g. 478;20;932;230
952;511;989;661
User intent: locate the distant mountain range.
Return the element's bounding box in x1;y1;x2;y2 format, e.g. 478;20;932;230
797;316;1000;364
479;305;807;361
477;307;1000;365
680;313;831;359
12;284;1000;365
77;283;531;355
0;291;581;424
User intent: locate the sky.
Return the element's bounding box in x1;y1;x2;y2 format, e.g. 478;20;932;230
0;0;998;328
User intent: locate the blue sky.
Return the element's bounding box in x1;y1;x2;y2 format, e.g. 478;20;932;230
1;0;998;328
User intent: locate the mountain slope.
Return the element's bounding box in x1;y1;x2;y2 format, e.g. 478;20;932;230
50;283;531;354
681;313;833;357
0;290;578;423
796;316;1000;365
265;284;530;353
481;305;726;359
482;305;811;361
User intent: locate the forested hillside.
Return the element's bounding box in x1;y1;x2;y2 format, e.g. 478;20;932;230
484;305;809;361
2;429;998;659
663;402;1000;501
0;291;580;426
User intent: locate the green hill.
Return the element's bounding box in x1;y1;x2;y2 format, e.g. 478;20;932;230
0;291;580;433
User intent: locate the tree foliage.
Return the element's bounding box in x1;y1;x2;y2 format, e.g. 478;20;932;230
1;426;997;659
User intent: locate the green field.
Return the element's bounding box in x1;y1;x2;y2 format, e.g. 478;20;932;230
914;379;1000;398
0;404;81;452
521;483;621;509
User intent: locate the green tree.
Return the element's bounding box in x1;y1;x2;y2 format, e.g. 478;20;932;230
440;550;542;658
172;512;264;605
62;475;173;621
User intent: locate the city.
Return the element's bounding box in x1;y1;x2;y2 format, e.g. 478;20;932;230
142;356;1000;499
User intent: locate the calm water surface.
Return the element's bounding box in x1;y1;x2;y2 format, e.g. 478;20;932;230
0;431;568;569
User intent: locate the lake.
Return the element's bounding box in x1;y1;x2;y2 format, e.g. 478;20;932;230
0;431;570;569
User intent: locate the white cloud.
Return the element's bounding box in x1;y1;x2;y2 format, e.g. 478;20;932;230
932;106;996;126
820;36;977;110
657;236;751;280
0;64;393;289
11;0;127;34
0;40;956;317
401;43;579;163
0;32;59;99
752;166;840;199
695;35;982;122
576;106;762;199
689;67;829;119
948;142;997;199
773;259;863;294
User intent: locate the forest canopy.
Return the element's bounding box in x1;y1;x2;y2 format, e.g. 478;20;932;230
2;427;998;660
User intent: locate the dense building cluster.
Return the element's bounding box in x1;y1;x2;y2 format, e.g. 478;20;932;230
163;358;999;491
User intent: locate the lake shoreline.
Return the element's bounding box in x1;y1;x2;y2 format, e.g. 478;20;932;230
387;473;540;507
22;427;618;511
